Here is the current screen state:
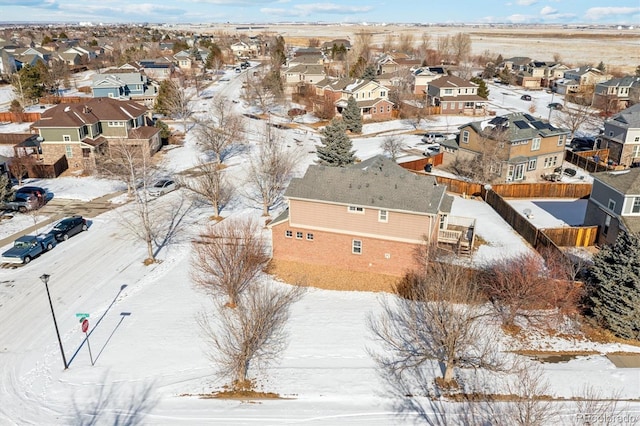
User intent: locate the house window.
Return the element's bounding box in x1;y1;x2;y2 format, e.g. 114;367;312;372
380;91;386;97
635;137;640;143
444;89;453;94
379;210;388;222
442;102;448;110
352;239;362;254
528;158;537;170
603;215;611;235
296;231;303;239
632;145;640;158
285;230;292;238
306;233;314;240
462;131;469;143
65;145;73;158
531;138;541;151
558;134;566;146
439;214;447;230
633;197;640;214
348;206;364;214
63;135;71;142
608;131;614;137
608;199;616;211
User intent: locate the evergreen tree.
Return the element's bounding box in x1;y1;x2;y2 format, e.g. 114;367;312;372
471;76;490;99
316;119;355;167
342;96;362;134
361;64;377;81
154;79;178;115
12;64;44;105
596;61;606;72
586;231;640;340
636;65;640;77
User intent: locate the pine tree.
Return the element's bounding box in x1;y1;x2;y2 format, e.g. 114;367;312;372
586;231;640;340
471;77;490;99
316;119;355;167
342;96;362;134
361;65;377;81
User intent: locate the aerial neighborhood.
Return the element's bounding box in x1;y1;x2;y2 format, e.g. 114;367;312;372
0;18;639;424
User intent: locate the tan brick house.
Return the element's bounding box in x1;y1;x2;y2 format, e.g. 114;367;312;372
269;156;475;276
313;77;395;121
426;75;486;115
32;97;161;174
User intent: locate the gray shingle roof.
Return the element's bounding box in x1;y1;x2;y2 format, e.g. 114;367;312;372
609;103;640;129
462;112;569;142
285;155;452;215
592;168;640;195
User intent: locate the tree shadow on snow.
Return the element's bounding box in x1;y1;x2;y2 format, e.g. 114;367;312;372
69;376;158;426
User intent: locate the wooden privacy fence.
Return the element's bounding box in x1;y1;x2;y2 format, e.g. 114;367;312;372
486;190;597;249
0;112;42;123
434;176;483;196
565;149;612;173
489;182;593;199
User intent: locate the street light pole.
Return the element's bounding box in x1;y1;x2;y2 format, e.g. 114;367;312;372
40;274;68;370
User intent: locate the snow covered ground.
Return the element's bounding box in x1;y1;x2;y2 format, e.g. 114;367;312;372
1;68;639;425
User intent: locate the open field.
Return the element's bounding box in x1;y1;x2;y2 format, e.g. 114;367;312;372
192;23;640;74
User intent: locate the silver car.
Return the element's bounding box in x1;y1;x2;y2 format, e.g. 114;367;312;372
148;179;178;197
422;133;447;144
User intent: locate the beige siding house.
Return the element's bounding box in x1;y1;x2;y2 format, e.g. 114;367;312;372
270;156;475;276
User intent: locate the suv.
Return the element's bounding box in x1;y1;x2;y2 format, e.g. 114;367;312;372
15;186;47;206
422;133;446;144
1;193;39;212
569;137;595;151
520;94;532;101
548;102;563;110
48;215;88;241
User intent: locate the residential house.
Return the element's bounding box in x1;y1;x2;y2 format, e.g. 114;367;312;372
516;61;546;89
283;64;326;94
320;39;351;56
174;50;194;69
32;97;161;173
137;58;174;81
413;66;446;97
592;76;640;111
584;168;640;245
12;46;51;70
542;63;569;88
313;77;394;120
288;48;325;67
230;41;255;59
269;155;474;276
563;66;607;91
500;57;532;73
0;48;17;75
597;103;640;167
458;113;570;183
91;71;159;105
426;75;486;115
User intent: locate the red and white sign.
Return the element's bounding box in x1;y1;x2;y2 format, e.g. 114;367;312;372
81;318;89;333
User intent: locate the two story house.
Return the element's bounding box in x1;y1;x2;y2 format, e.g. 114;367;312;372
592;76;640;112
563;66;607;91
597;104;640;167
426;75;486;115
32;97;161;174
92;71;159;105
413;66;447;97
269;156;474;276
458;113;570;183
584;168;640;245
313;77;394;120
283;64;326;94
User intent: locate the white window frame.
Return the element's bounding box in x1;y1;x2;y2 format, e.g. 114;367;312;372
462;130;469;144
531;138;541;151
558;134;566;146
632;145;640;158
528;158;537;170
378;210;388;223
285;230;292;238
65;145;73;158
352;239;362;255
306;233;314;241
63;135;71;142
348;206;365;214
295;231;303;239
633;197;640;214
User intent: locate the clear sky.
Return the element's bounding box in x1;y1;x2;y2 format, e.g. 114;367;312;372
1;0;639;25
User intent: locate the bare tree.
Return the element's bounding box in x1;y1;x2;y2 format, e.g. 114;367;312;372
380;135;406;161
8;155;35;186
198;282;304;391
159;79;194;133
556;103;599;139
96;138;160;262
449;132;506;183
451;32;472;65
244;123;299;216
179;159;234;219
193;95;245;163
191;217;270;308
570;385;628;426
0;174;11;202
242;66;279;113
369;259;504;385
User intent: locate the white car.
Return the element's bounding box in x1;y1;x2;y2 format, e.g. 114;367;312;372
148;179;178;197
422;133;447;144
423;144;440;156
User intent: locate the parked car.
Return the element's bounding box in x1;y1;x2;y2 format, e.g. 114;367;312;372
422;133;446;144
1;193;39;212
520;94;532;101
423;144;441;156
148;179;178;197
15;185;47;206
1;233;56;264
48;215;88;241
548;102;563;110
569;137;596;151
554;167;578;177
